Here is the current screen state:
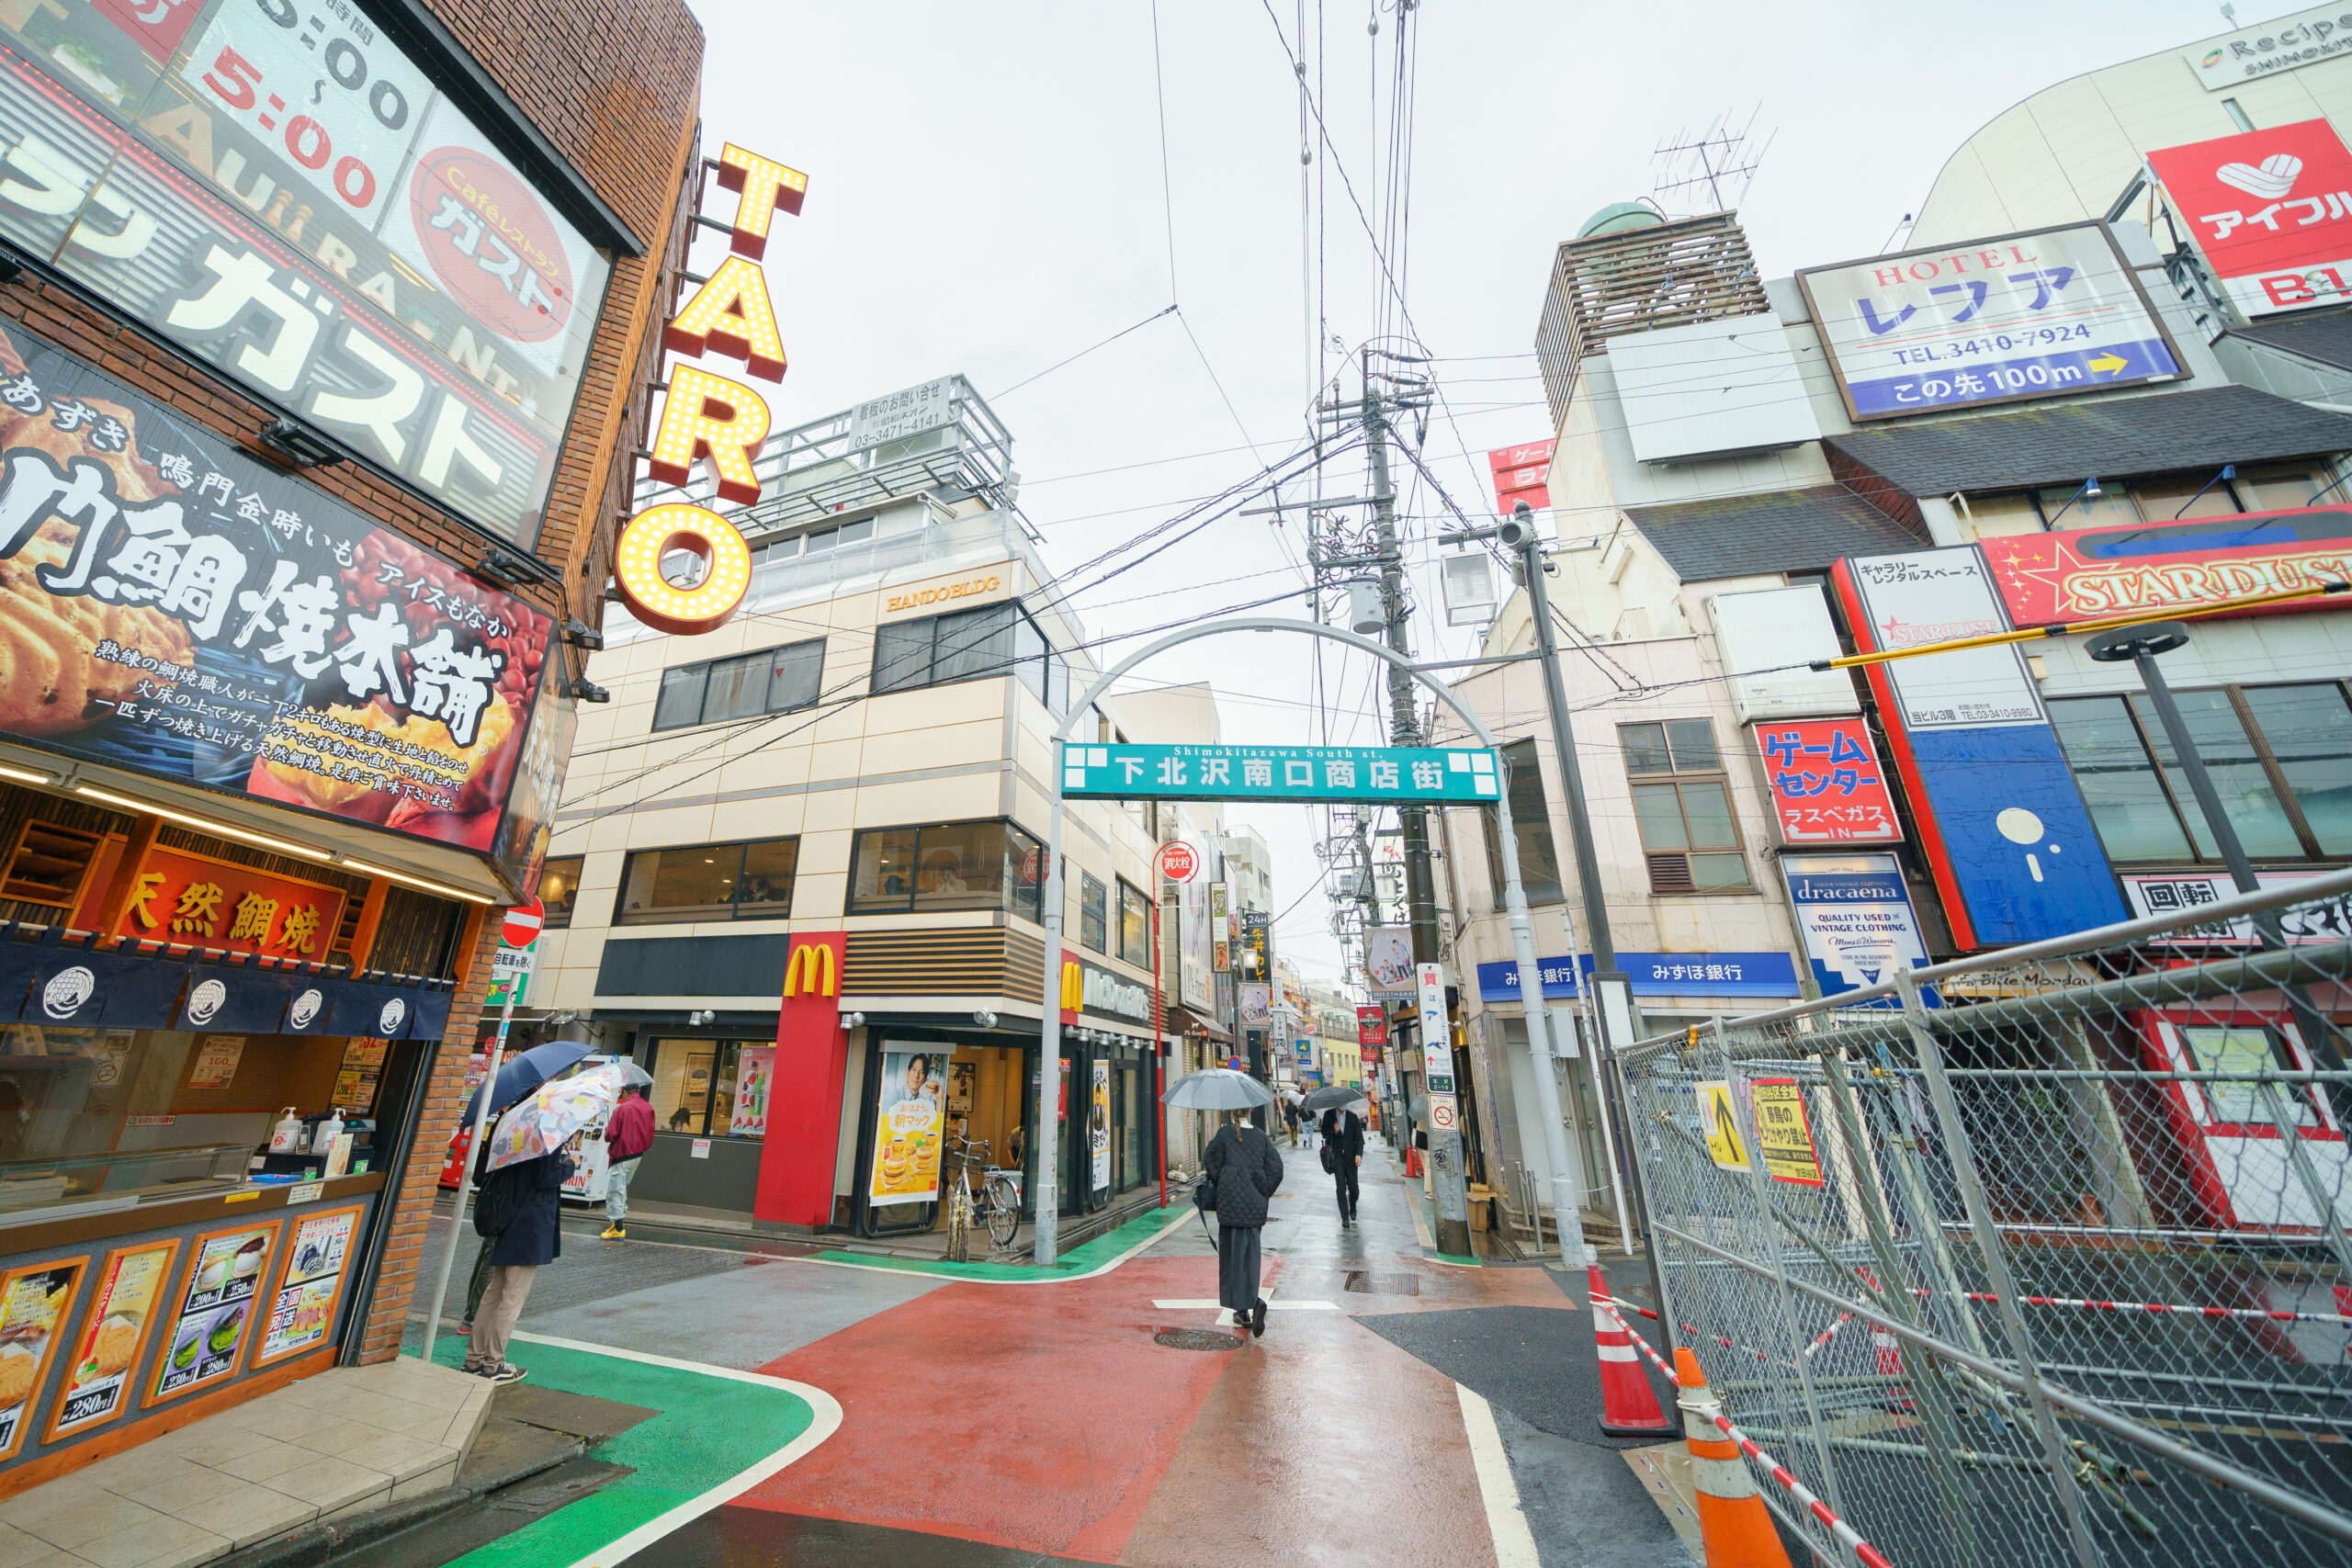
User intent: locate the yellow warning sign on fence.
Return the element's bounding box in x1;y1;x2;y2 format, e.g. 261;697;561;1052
1751;1078;1825;1187
1697;1080;1748;1171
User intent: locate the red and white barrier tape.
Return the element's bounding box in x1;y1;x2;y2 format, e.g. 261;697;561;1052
1916;1286;2350;1327
1598;1300;1897;1568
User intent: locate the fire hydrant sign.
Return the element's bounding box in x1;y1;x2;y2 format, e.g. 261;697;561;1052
1155;840;1199;883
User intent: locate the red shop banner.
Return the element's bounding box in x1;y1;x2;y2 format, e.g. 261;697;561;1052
1982;505;2352;627
1355;1005;1388;1048
2147;118;2352;317
99;845;350;961
1487;439;1553;514
1754;719;1902;844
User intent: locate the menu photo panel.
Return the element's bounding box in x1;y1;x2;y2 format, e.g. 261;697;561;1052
252;1203;359;1369
0;1255;85;1460
146;1218;278;1405
44;1237;178;1443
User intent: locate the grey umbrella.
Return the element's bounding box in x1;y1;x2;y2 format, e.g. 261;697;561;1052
1300;1084;1369;1112
1408;1091;1430;1122
1162;1067;1277;1110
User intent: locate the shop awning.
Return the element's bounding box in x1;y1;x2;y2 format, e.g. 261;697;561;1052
0;925;455;1037
1171;1004;1231;1043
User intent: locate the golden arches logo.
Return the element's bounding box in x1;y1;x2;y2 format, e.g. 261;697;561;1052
1060;962;1084;1012
785;942;836;998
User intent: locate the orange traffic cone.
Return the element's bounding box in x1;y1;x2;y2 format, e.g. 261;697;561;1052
1587;1249;1672;1437
1676;1348;1792;1568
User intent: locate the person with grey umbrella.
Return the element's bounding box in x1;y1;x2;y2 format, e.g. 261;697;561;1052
1202;1110;1284;1337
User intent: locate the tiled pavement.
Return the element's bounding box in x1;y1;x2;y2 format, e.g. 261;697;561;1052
0;1359;491;1568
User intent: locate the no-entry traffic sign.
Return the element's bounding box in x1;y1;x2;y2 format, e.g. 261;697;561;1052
502;899;545;950
1155;841;1200;884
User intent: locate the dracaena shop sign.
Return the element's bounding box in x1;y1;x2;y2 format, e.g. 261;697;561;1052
0;0;616;546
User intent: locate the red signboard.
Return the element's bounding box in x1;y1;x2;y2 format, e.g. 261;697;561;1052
1982;506;2352;627
1356;1005;1388;1048
1154;841;1199;884
1487;439;1554;514
2147;118;2352;317
109;846;349;960
1754;720;1902;844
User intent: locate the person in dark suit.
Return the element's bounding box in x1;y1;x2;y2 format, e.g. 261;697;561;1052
1320;1101;1365;1225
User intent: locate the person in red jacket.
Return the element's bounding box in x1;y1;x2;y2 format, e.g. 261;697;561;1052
600;1083;656;1240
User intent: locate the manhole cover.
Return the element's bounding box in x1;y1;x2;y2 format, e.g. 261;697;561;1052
1343;1271;1421;1295
1155;1327;1242;1350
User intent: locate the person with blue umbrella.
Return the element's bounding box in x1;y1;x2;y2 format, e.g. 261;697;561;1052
451;1038;597;1338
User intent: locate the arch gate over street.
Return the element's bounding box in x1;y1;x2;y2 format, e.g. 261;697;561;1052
1032;617;1588;1267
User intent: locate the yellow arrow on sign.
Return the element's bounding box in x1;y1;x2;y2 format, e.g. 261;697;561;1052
2087;351;2130;376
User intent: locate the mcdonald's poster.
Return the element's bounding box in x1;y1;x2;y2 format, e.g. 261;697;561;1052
868;1045;944;1206
729;1046;775;1138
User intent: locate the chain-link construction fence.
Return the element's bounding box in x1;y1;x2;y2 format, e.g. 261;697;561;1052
1617;867;2352;1567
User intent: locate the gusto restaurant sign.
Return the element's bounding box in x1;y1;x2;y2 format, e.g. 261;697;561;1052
614;145;808;637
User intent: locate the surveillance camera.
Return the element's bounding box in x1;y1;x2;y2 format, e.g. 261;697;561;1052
842;1011;866;1030
973;1009;999;1030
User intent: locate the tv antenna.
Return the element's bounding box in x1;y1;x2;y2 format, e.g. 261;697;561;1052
1653;107;1775;216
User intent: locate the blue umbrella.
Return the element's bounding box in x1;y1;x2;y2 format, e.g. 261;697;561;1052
459;1040;599;1125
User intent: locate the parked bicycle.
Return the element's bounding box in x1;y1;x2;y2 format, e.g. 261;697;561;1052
943;1135;1023;1259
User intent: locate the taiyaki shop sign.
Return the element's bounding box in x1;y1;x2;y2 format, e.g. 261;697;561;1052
2147;118;2352;317
0;324;550;857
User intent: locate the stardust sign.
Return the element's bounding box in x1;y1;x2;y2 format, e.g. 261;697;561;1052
2148;119;2352;317
1796;223;2181;421
1061;743;1500;805
611;144;808;637
1982;505;2352;627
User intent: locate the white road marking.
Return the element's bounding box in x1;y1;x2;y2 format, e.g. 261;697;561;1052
503;1331;842;1568
1151;1298;1340;1311
1456;1382;1543;1568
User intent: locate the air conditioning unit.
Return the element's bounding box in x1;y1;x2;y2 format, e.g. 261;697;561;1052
1441;552;1497;626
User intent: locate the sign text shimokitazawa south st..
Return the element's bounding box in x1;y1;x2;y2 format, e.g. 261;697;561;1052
1061;744;1501;804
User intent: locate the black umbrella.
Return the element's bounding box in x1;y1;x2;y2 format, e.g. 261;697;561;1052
459;1039;599;1124
1300;1084;1368;1112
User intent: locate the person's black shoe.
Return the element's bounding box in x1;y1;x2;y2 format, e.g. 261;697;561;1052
1250;1298;1268;1337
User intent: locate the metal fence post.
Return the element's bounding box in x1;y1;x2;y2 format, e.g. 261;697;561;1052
1894;967;2107;1568
1714;1021;1849;1523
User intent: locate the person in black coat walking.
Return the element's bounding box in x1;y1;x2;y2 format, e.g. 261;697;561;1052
1202;1112;1285;1337
464;1148;571;1384
1321;1103;1365;1225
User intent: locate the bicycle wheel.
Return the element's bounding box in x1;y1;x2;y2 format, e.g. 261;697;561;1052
983;1176;1020;1247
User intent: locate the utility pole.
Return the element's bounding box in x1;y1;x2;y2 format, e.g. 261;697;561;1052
1360;348;1475;1258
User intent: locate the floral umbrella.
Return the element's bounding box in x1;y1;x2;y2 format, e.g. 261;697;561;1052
484;1059;651;1173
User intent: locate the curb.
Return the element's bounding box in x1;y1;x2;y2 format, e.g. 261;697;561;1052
212;1428;586;1568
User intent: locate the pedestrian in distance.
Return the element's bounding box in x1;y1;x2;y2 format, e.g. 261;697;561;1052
1202;1109;1285;1338
601;1081;655;1239
463;1144;572;1385
1283;1097;1302;1147
1321;1100;1365;1226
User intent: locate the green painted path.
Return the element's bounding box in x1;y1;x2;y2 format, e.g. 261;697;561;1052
414;1333;829;1568
808;1202;1193;1280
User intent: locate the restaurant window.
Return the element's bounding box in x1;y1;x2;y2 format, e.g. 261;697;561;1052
2178;1025;2316;1127
847;819;1046;920
652;640;825;731
2049;682;2352;864
537;856;584;929
648;1040;757;1137
1479;739;1565;906
871;601;1067;709
615;838;799;925
1117;878;1151;965
1621;720;1749;892
1080;874;1108;952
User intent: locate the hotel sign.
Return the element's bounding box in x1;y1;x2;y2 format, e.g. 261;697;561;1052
1982;505;2352;627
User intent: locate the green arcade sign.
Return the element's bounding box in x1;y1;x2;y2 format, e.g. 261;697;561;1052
1060;743;1501;804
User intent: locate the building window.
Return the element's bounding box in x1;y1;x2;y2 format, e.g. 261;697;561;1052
648;1039;757;1137
652;640;825;731
848;818;1046;919
537;856;584;929
1621;720;1749;892
2049;682;2352;864
1080;874;1108;952
615;838;799;926
2179;1025;2317;1127
1117;878;1151;964
871;601;1067;709
1479;739;1564;906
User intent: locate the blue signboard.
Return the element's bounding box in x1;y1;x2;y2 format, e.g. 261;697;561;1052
1905;726;2127;944
1060;743;1499;804
1844;338;2179;418
1782;852;1937;1007
1476;953;1801;1002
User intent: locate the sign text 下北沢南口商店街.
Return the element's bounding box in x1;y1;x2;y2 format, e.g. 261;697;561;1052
1060;743;1498;804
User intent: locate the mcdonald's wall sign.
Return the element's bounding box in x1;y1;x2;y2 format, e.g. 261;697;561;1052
754;931;849;1227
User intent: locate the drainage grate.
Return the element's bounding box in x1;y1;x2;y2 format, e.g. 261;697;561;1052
1155;1327;1243;1351
1342;1271;1421;1295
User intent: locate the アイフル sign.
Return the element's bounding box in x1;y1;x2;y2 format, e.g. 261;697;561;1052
1796;223;2181;420
2148;118;2352;317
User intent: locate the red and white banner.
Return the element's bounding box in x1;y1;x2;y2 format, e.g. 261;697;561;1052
1753;720;1902;844
2148;118;2352;316
1982;504;2352;626
1487;439;1554;514
1356;1005;1388;1048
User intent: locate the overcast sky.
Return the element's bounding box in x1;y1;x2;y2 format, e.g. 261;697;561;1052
684;0;2251;986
